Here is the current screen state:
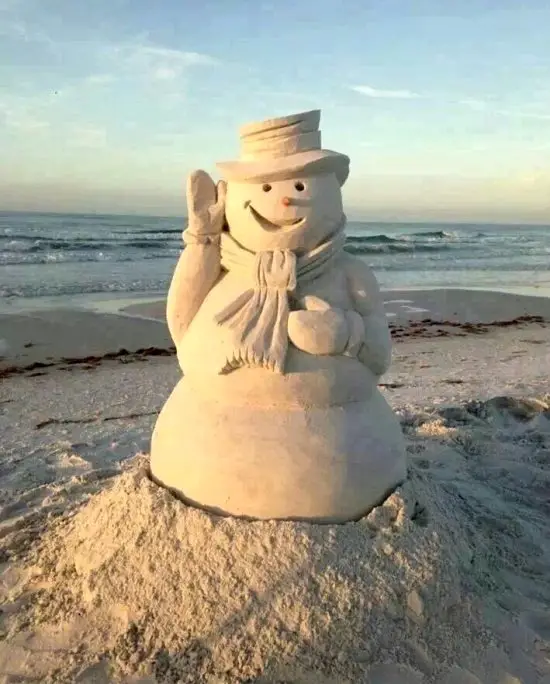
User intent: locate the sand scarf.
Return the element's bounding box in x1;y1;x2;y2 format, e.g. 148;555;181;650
215;216;346;374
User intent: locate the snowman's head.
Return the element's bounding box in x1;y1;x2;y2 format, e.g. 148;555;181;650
224;171;343;254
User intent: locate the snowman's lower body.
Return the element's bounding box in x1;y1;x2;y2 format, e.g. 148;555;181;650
150;366;406;523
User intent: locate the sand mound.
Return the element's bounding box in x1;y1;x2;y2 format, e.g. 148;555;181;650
3;395;550;683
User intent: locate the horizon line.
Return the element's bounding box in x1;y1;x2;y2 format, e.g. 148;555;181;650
1;209;549;228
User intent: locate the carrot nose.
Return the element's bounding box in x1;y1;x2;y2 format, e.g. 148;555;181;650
282;196;291;206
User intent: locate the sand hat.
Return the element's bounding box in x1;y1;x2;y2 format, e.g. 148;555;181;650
216;109;350;186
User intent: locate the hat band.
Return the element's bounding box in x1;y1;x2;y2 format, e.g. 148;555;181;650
241;131;321;161
239;109;321;138
241;118;319;143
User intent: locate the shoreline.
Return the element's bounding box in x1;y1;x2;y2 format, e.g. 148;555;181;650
1;288;548;377
2;284;550;318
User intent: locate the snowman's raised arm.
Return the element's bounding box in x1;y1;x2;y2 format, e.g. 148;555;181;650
166;239;221;347
166;171;224;347
343;253;392;377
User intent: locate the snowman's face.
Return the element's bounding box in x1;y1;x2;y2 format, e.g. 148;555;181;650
224;172;343;253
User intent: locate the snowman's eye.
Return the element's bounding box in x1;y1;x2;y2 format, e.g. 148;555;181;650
294;181;305;192
262;183;272;192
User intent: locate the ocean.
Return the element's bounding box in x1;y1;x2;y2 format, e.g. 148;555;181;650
1;211;549;313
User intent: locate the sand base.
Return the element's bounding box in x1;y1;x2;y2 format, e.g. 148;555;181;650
0;291;549;683
0;460;491;683
2;392;550;683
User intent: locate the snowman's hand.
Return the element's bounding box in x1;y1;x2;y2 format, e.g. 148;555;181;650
288;309;352;356
291;295;365;356
299;295;332;312
184;170;227;242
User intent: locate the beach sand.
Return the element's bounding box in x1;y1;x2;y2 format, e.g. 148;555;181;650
0;289;549;683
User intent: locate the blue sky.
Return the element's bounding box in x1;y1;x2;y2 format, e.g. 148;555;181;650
1;0;550;222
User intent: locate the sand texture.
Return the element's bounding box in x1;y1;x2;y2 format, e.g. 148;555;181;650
0;457;530;683
1;297;549;683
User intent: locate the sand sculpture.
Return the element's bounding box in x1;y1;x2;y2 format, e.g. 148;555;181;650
150;109;406;522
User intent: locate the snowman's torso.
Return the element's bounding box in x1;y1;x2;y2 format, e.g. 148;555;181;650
177;254;378;408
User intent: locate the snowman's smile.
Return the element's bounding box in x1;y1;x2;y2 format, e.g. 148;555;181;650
248;203;305;231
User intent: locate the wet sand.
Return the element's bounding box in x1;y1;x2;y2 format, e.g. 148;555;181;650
1;289;548;377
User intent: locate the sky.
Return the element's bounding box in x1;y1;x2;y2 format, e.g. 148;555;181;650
1;0;550;223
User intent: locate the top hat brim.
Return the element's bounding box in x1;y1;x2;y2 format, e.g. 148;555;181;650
216;149;350;187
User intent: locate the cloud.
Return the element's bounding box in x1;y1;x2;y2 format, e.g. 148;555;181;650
69;125;107;148
458;98;550;121
84;73;117;86
3;14;215;85
150;67;180;81
106;42;218;82
8;114;49;130
352;86;550;122
0;102;49;131
351;85;421;99
0;18;56;47
517;171;550;187
496;108;550;121
458;98;488;111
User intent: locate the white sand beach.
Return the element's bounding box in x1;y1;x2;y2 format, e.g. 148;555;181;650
1;289;549;683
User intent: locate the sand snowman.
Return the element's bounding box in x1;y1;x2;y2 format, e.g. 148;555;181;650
151;110;406;522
